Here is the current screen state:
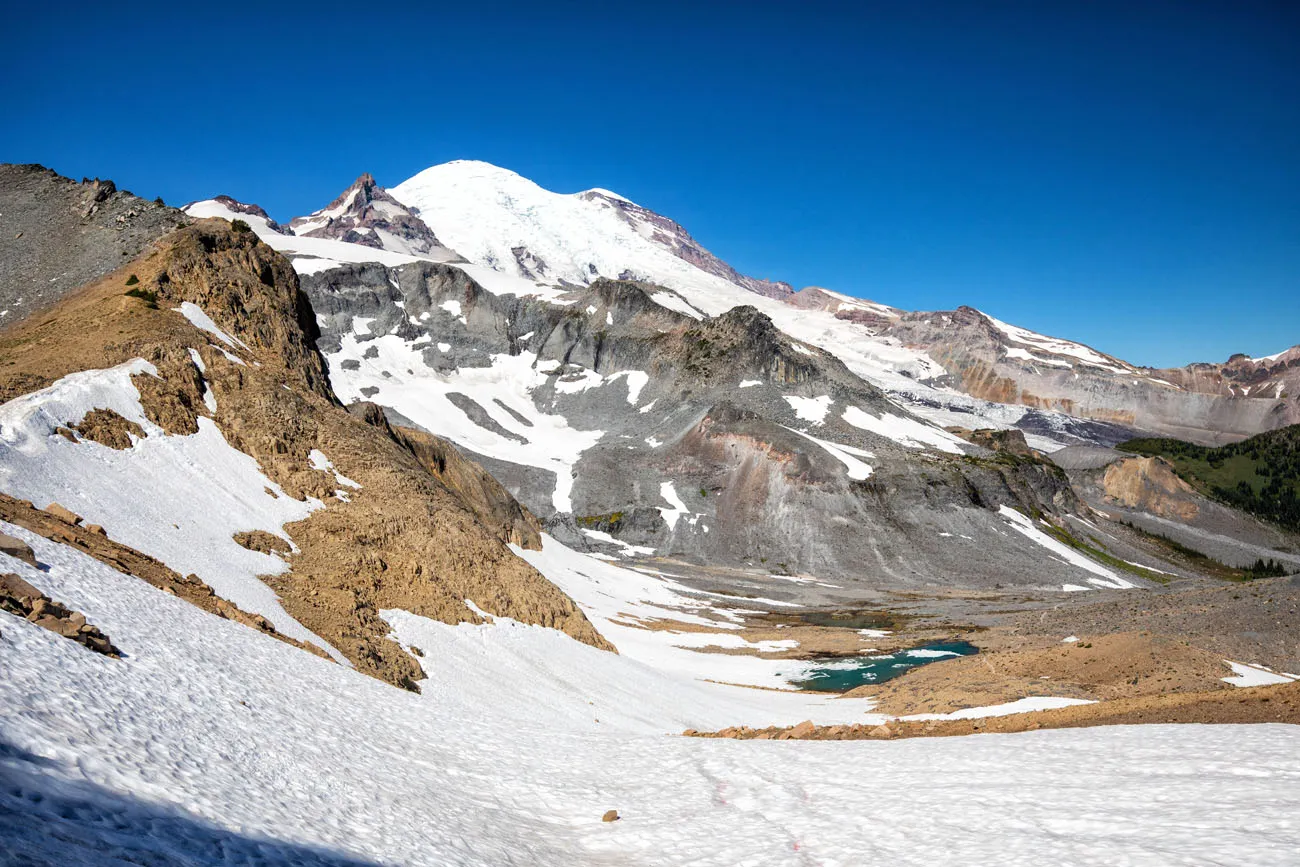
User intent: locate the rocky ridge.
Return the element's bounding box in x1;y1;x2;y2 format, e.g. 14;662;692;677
0;164;188;325
880;305;1298;445
299;260;1134;591
289;173;461;260
578;189;794;299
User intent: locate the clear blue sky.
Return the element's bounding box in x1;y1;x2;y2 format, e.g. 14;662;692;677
5;1;1297;367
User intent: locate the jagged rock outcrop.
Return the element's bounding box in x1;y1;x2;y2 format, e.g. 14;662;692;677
211;196;288;233
289;173;460;259
951;428;1036;457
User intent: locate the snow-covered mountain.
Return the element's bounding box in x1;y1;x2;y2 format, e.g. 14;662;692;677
389;160;792;297
308;160;1297;446
178;162;1300;584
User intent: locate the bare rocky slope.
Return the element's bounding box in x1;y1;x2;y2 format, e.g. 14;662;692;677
301;259;1154;591
0;164;188;325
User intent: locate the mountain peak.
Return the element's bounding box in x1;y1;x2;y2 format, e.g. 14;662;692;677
287;173;456;259
389;161;792;301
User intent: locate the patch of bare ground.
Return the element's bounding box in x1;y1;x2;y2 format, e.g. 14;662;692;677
0;219;610;689
686;681;1300;741
847;631;1232;715
233;530;292;556
1006;574;1300;672
70;407;145;450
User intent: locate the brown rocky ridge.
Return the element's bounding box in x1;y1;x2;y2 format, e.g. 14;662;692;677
686;681;1300;741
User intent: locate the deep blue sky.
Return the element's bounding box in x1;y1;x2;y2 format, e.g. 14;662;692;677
5;1;1297;366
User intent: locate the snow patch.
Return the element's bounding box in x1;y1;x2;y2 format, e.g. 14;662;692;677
173;302;248;350
999;506;1134;589
783;394;833;424
842;406;967;454
0;361;337;655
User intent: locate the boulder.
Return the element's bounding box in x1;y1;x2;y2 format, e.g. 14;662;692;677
868;724;894;740
44;503;82;526
0;572;42;600
601;810;620;823
786;719;817;739
0;533;37;567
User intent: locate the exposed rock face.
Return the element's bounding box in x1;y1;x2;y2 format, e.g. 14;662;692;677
345;398;542;549
0;164;188;326
579;190;793;298
784;287;901;330
954;428;1036;458
211;196;288;233
879;306;1298;445
300;262;1120;591
233;530;293;555
289;173;460;259
1;571;119;656
70;407;145;449
1101;457;1200;522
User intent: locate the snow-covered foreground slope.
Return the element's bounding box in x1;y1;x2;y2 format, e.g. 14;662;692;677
4;523;1299;866
0;357;340;657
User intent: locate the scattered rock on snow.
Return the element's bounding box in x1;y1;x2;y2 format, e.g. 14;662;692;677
0;533;37;567
0;572;119;656
601;810;620;822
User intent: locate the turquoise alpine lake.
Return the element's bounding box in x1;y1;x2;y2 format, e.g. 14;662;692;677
788;640;979;692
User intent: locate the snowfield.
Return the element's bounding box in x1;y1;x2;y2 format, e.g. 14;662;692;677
324;330;606;513
3;524;1299;866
